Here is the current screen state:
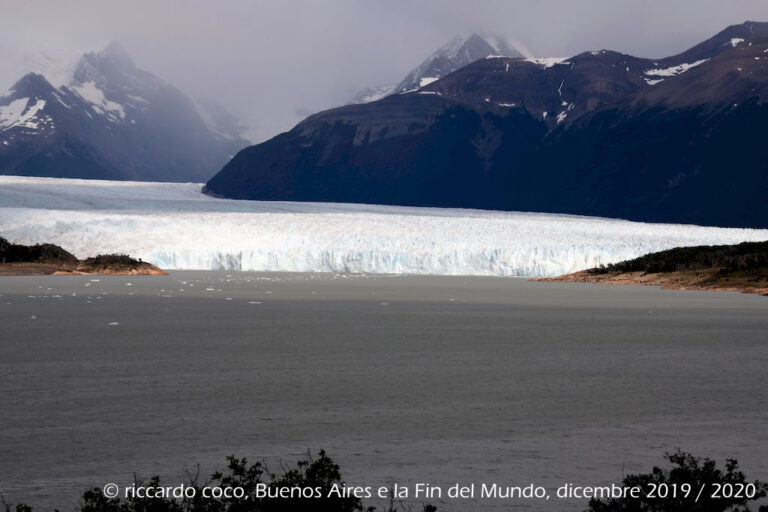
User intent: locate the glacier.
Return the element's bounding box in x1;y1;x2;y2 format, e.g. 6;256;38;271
1;175;767;277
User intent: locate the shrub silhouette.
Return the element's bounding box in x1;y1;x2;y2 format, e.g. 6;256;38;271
8;450;763;512
3;451;434;512
587;450;768;512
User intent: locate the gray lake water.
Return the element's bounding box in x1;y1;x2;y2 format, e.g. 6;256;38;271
1;272;766;511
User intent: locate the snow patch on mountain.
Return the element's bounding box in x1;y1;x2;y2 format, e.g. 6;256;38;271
418;76;439;87
526;57;569;68
2;176;767;277
0;98;47;129
70;81;126;122
645;59;709;77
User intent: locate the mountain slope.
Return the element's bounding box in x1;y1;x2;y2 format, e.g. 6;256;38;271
0;43;249;182
518;39;768;227
206;21;768;228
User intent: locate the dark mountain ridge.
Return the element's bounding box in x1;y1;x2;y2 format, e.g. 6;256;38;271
207;22;768;228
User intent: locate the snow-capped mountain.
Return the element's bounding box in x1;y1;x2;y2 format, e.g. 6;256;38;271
349;33;528;104
0;42;249;182
394;33;529;93
206;21;768;228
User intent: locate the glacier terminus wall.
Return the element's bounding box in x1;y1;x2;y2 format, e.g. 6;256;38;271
1;176;767;277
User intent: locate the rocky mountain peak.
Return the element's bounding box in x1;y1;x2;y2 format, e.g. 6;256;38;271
1;42;249;182
72;41;139;87
7;73;56;98
349;33;529;104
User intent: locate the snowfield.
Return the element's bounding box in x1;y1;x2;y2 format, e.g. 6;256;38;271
1;175;767;277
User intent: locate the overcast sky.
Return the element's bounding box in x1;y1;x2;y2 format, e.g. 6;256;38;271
3;0;768;141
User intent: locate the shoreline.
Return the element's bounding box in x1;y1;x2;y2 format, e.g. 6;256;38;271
0;262;167;276
5;264;767;296
540;269;768;296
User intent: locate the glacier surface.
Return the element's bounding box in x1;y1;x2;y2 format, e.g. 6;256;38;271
1;175;767;277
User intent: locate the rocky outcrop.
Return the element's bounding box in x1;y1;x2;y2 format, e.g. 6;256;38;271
0;237;166;275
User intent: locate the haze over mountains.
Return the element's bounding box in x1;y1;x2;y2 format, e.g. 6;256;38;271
206;21;768;228
350;33;529;103
0;43;249;182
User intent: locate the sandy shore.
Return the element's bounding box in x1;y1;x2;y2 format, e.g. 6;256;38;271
541;269;768;296
0;262;167;276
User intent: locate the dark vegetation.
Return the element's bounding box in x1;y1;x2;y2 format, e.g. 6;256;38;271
0;236;152;274
1;451;433;512
2;451;765;512
589;241;768;279
0;236;78;266
78;254;145;272
588;450;768;512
